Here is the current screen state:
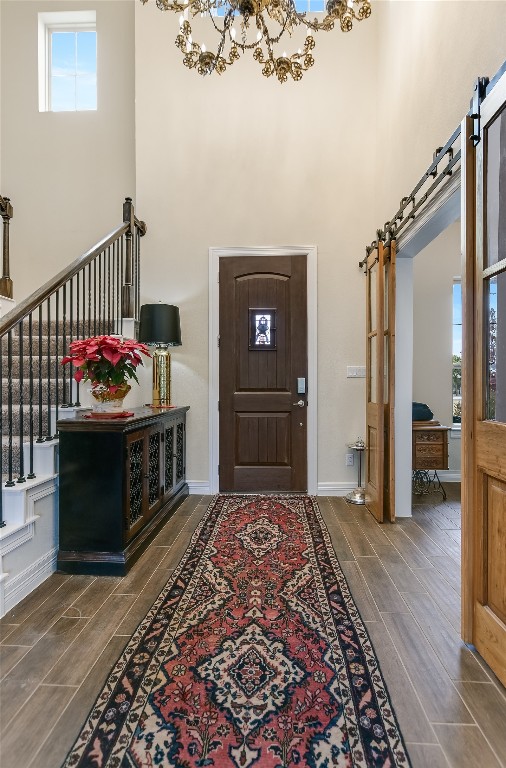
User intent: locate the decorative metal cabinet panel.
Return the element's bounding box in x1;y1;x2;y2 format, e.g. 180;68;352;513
57;406;189;575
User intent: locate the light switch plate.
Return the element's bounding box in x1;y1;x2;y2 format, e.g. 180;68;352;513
347;366;366;378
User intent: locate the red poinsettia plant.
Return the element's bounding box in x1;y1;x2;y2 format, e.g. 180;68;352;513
61;335;151;393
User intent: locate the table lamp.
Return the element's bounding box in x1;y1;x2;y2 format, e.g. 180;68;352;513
138;303;182;407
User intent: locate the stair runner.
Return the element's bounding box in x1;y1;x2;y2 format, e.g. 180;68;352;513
2;320;75;483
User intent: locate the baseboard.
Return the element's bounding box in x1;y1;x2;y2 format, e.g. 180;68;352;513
187;481;212;495
3;546;57;614
188;482;354;497
317;482;356;496
437;471;461;482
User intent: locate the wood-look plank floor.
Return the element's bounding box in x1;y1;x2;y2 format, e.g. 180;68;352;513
1;487;505;767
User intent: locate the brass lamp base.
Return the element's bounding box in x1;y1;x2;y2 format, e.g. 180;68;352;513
152;346;172;407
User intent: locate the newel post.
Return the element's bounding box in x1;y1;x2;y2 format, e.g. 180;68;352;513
122;197;134;318
0;196;14;299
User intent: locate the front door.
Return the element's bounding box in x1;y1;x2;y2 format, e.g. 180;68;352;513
219;254;307;492
463;70;506;686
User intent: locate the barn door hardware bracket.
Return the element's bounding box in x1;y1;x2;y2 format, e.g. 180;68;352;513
469;76;489;146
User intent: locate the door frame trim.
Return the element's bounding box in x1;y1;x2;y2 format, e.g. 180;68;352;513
209;246;318;495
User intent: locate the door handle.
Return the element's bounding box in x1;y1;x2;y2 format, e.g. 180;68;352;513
293;399;305;407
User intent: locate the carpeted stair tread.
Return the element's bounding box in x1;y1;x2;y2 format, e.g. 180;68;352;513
2;335;62;355
2;406;50;435
1;379;66;402
2;355;58;378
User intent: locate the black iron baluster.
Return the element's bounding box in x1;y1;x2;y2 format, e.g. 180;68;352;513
6;330;14;486
46;299;52;440
120;235;124;335
62;283;68;408
111;240;117;333
82;262;86;338
102;249;106;334
37;305;44;442
16;320;25;482
88;263;92;337
69;276;74;406
107;246;112;334
116;238;120;335
75;270;81;406
27;313;35;478
99;252;104;334
54;290;60;437
136;227;141;321
93;258;97;336
0;341;4;524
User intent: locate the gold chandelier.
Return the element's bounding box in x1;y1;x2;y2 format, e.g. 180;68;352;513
141;0;371;83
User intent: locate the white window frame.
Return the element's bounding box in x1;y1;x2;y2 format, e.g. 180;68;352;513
38;11;97;113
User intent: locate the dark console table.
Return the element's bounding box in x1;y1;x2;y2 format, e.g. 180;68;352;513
57;406;189;575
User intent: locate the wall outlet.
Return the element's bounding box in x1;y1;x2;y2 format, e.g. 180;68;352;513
345;453;354;467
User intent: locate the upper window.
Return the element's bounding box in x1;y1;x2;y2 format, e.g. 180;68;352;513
211;0;324;16
38;12;97;113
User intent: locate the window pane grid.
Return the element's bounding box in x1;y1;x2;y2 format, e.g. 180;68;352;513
49;28;96;111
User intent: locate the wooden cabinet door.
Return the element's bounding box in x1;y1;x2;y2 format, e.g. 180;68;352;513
125;428;147;542
145;424;163;518
162;420;175;500
125;425;163;541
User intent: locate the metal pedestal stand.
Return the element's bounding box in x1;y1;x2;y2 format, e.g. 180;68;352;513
412;469;447;500
346;438;366;505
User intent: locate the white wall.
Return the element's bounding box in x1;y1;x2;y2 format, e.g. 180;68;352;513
134;2;380;488
2;0;506;492
0;0;136;300
413;220;461;472
375;0;506;227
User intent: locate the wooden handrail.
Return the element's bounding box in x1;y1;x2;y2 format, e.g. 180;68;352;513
0;221;131;336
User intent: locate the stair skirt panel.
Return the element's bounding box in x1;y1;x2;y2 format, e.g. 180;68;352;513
0;478;58;617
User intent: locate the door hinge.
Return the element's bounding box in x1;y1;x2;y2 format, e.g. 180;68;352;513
218;400;220;411
217;335;220;348
218;464;220;475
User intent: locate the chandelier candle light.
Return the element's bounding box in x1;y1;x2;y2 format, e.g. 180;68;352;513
61;335;151;412
140;0;371;83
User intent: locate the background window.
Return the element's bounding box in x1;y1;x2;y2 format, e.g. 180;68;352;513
452;280;462;425
39;12;97;113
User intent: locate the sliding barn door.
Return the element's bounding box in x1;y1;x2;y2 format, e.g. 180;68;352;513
365;239;396;523
365;243;385;521
383;240;396;522
463;71;506;686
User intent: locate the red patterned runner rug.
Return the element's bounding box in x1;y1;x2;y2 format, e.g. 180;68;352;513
63;495;411;768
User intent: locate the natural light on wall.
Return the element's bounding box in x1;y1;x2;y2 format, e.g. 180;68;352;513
38;11;97;112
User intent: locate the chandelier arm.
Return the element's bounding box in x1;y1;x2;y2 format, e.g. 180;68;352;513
143;0;372;82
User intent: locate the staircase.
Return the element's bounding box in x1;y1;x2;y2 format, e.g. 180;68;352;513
0;197;146;616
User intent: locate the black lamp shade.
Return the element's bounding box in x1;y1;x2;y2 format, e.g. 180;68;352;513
138;304;182;346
